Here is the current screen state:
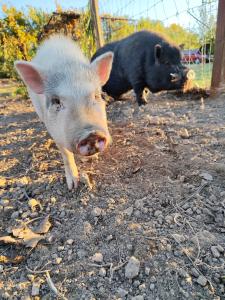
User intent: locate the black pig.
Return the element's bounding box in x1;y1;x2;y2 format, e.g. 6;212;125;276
91;30;193;105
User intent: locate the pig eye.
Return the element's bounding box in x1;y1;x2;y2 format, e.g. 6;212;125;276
51;97;60;105
51;97;63;111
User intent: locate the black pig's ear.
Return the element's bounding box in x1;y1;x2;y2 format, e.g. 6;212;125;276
154;44;162;64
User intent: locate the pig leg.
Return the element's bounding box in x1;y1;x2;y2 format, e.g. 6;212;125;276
57;145;79;190
133;83;148;106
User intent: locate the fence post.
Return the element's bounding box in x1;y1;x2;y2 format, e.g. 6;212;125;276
90;0;104;48
211;0;225;91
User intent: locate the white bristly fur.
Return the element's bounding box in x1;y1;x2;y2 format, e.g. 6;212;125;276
14;35;113;189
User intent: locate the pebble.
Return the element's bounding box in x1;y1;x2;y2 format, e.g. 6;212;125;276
139;283;146;291
179;128;189;139
123;206;133;217
211;246;220;258
200;172;213;181
77;249;87;259
196;275;207;286
154;210;162;217
92;252;103;263
131;296;144;300
60;211;66;218
106;234;113;242
133;280;140;287
55;257;62;264
190;268;199;277
125;256;140;279
11;211;19;219
216;245;224;253
135;199;144;209
127;243;133;251
117;287;128;297
150;276;157;283
99;267;106;277
66;239;74;245
145;267;150;275
92;207;102;217
0;265;3;272
150;283;155;290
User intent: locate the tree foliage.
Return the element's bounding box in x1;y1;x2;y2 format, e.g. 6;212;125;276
0;5;48;77
0;4;215;79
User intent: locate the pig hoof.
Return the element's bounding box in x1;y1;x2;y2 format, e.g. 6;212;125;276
65;173;79;190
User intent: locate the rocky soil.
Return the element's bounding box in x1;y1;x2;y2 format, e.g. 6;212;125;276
0;81;225;300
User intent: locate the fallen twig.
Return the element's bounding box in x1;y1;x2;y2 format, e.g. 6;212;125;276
26;266;51;274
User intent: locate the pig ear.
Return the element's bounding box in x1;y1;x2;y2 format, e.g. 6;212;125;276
91;51;114;85
154;44;162;64
14;61;44;94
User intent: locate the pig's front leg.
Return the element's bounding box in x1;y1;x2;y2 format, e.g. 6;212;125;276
133;83;148;106
57;145;79;190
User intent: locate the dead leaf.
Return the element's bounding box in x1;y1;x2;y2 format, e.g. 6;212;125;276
12;226;44;248
34;215;51;234
0;255;24;264
28;198;42;212
0;235;22;245
39;161;49;172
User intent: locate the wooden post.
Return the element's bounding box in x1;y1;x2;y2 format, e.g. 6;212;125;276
211;0;225;91
90;0;104;48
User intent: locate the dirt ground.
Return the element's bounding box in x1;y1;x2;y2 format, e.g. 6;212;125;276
0;80;225;300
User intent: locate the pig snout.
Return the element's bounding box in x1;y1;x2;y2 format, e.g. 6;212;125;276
77;132;108;156
182;68;195;81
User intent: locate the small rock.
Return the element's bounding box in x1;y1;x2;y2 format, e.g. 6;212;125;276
92;207;102;217
145;267;150;275
179;128;189;139
92;252;103;263
11;211;19;219
133;280;140;287
60;211;66;218
66;239;74;245
154;210;162;217
123;206;133;217
55;257;62;264
125;256;140;279
172;233;186;243
211;246;220;258
190;268;199;278
196;275;207;286
139;283;146;291
131;296;144;300
57;246;64;251
135;199;144;209
84;221;92;235
217;245;224;253
213;163;225;174
31;279;42;296
200;172;213;181
106;234;113;241
117;287;128;297
77;249;87;259
150;283;155;290
127;243;133;251
0;265;3;272
150;276;157;283
99;267;106;277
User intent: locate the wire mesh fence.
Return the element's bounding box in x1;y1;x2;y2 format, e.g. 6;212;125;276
97;0;218;88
